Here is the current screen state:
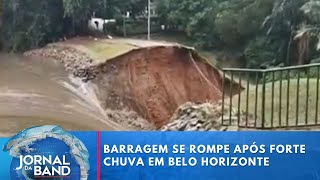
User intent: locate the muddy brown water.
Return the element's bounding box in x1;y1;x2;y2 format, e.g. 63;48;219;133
0;54;123;136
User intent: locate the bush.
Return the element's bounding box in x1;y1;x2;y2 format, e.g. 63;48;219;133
2;0;64;52
244;36;276;68
214;0;274;47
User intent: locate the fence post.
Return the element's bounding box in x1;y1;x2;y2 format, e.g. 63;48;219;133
221;71;226;125
305;69;310;125
279;71;283;126
286;70;290;126
229;72;234;125
245;73;250;128
238;72;242;126
296;72;300;126
261;72;266;128
316;66;320;124
271;71;275;128
254;72;259;128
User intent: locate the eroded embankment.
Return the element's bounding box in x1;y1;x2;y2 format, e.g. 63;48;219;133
25;43;241;129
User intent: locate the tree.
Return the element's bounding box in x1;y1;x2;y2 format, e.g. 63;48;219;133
91;0;147;19
157;0;274;48
263;0;320;65
157;0;320;68
62;0;92;35
2;0;64;51
157;0;220;48
214;0;274;47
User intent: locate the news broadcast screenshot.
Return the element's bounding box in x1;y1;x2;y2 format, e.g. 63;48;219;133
0;0;319;179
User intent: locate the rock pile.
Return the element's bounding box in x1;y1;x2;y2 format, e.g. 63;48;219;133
161;102;247;131
24;45;97;82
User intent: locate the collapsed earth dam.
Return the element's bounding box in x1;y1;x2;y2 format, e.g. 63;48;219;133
0;38;241;135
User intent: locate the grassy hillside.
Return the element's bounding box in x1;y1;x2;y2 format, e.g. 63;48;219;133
232;78;320;128
82;41;135;61
56;38;136;62
130;33;219;66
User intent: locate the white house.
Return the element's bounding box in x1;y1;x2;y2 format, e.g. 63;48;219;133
88;17;116;33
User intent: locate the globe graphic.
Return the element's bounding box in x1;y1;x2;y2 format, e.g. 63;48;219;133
10;137;81;180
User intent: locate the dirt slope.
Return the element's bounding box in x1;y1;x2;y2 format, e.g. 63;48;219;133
25;38;241;129
94;46;241;127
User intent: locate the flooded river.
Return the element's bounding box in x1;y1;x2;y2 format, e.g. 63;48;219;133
0;54;122;136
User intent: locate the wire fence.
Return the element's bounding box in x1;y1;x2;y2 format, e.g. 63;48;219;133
221;63;320;129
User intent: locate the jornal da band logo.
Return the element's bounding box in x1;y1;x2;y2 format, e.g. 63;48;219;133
2;125;90;180
16;154;72;178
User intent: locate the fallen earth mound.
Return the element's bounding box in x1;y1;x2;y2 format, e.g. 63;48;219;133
94;46;242;127
161;102;239;131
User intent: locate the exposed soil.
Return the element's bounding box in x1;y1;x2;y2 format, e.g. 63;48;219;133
25;38;242;129
94;46;241;128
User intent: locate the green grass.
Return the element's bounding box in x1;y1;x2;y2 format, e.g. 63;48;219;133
131;32;218;66
64;39;136;62
231;78;320;128
81;41;136;62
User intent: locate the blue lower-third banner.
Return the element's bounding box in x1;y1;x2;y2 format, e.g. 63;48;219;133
0;126;320;180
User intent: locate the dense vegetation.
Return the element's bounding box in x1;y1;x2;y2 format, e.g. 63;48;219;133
157;0;320;68
0;0;146;52
1;0;320;69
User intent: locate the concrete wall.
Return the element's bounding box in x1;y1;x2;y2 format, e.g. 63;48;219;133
88;18;116;33
88;18;105;32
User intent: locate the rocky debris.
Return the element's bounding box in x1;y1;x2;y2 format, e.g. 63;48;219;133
161;101;250;131
23;44;156;130
24;45;98;82
105;109;156;130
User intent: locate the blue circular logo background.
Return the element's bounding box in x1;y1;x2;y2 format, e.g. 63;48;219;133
10;137;81;180
3;125;90;180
